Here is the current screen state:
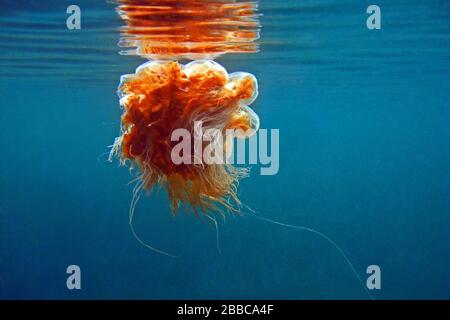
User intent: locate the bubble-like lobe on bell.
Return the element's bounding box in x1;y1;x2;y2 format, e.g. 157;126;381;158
227;72;258;106
118;74;132;99
232;105;260;139
243;105;260;132
183;60;228;83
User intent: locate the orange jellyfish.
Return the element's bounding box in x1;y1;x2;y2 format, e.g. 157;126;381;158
111;0;260;214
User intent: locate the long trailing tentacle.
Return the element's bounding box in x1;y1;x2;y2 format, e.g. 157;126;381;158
128;173;177;258
129;219;176;258
243;210;374;300
205;214;222;255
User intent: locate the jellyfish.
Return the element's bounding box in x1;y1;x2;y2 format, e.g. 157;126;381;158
110;60;259;213
111;0;261;215
109;2;374;298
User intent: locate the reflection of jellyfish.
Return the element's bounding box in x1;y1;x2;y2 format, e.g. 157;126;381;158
116;0;260;60
110;60;259;213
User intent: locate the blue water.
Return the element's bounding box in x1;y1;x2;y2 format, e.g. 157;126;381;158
0;0;449;299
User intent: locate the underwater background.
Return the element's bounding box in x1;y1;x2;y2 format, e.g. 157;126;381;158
0;0;449;299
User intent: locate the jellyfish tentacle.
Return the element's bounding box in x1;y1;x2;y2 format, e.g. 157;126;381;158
129;218;177;258
244;211;375;300
205;214;222;255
